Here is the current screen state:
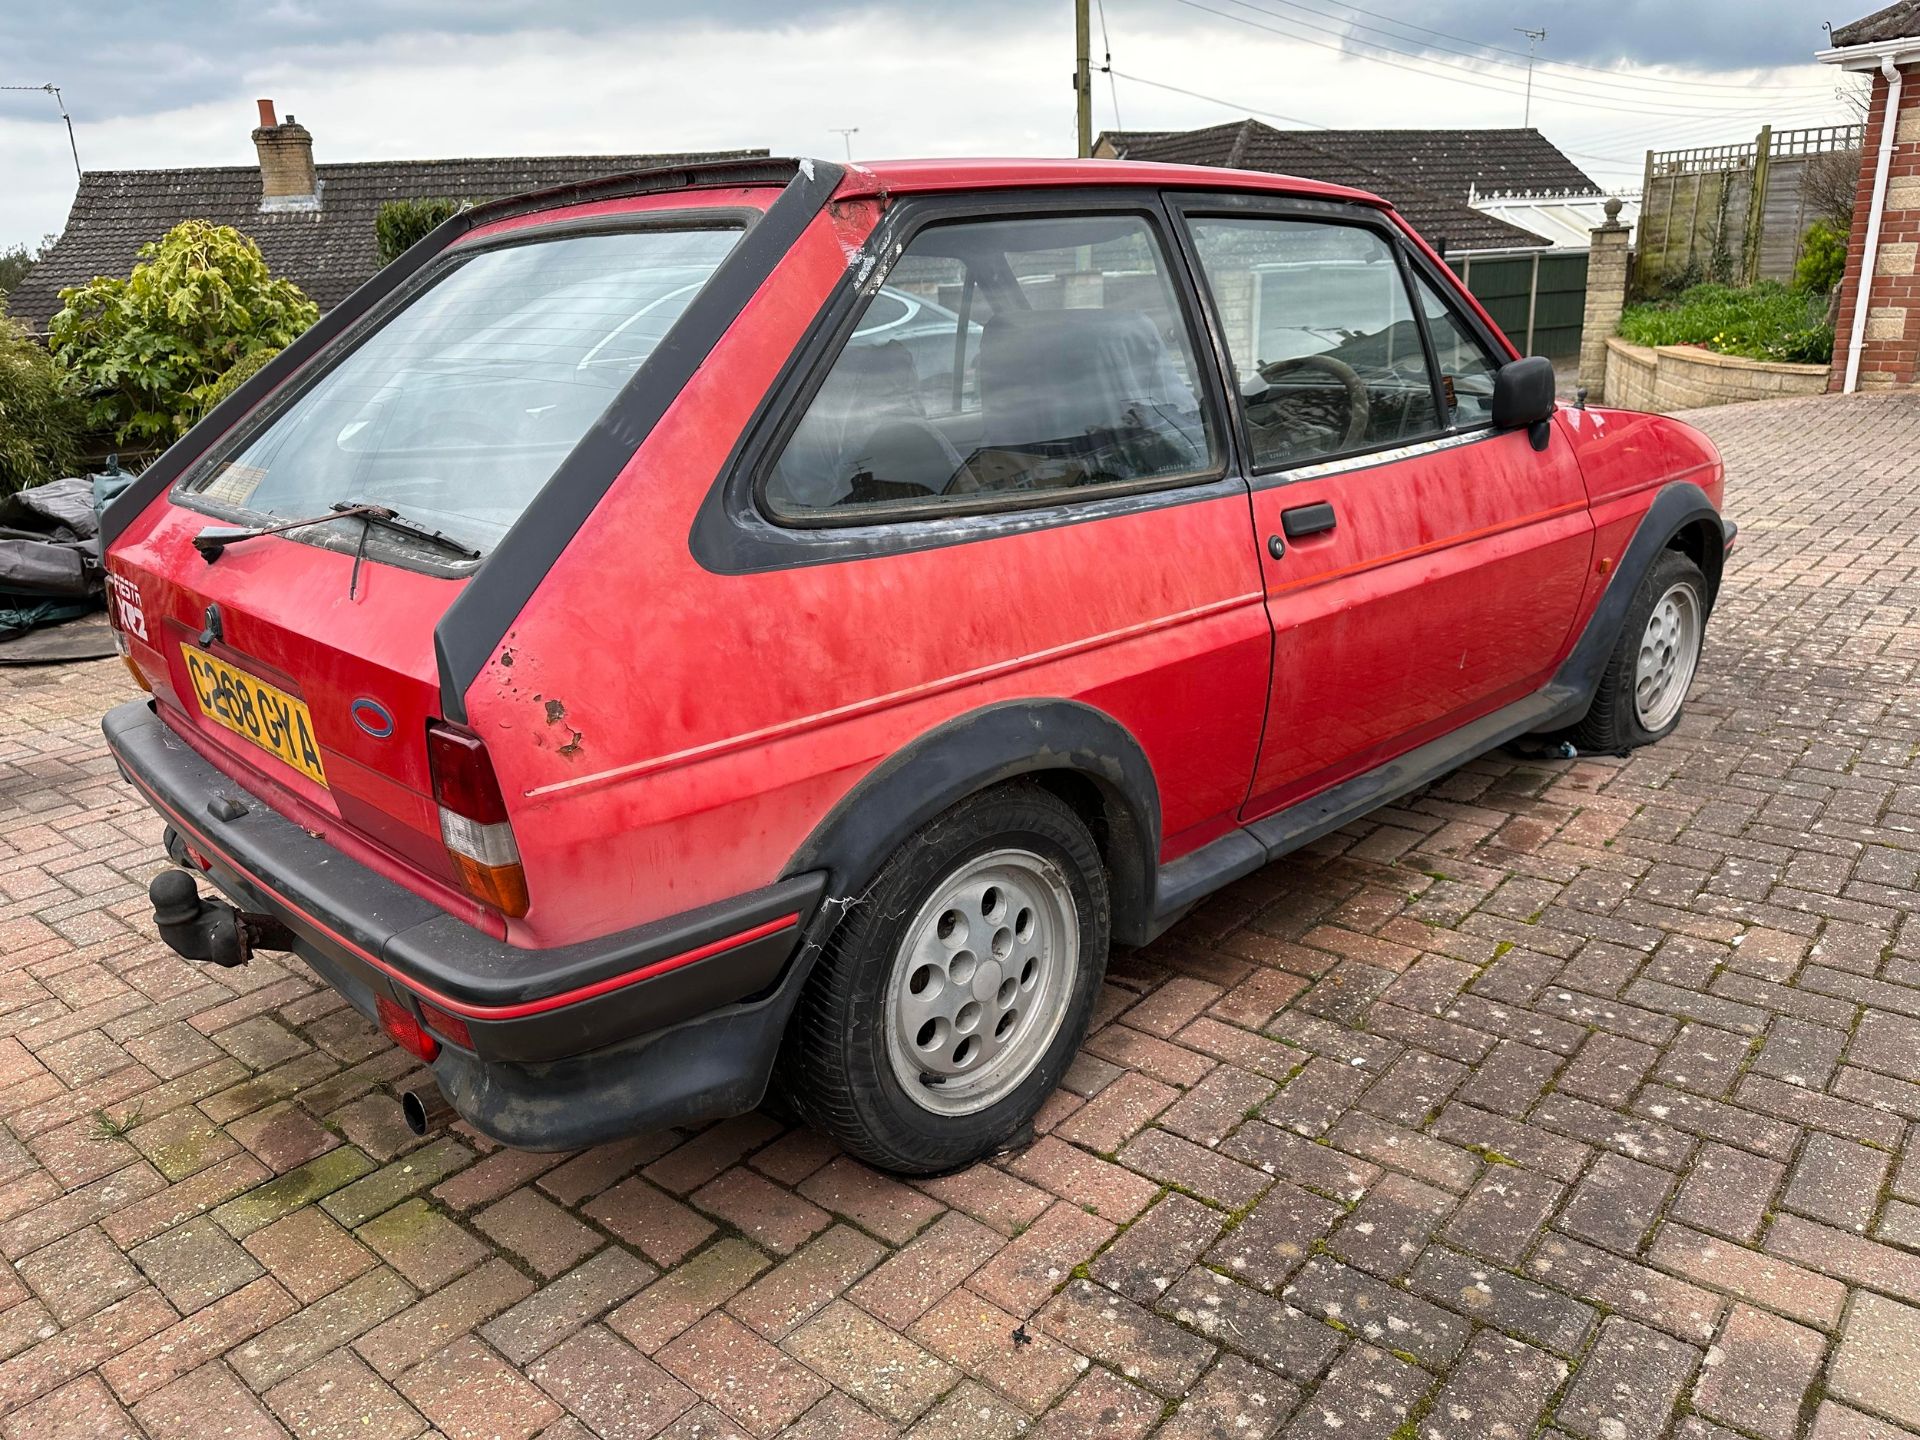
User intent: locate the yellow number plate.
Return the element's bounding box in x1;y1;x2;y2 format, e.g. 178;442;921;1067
181;644;329;788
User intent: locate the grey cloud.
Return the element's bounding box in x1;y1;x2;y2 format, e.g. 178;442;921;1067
2;2;1057;123
2;0;1844;131
1251;0;1844;71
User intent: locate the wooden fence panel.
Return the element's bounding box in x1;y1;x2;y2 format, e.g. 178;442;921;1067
1449;251;1589;362
1634;124;1861;294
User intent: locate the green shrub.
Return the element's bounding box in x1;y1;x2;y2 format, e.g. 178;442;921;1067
1617;281;1833;365
0;320;86;496
1794;219;1848;295
198;345;281;413
0;243;35;303
375;197;470;266
48;220;318;446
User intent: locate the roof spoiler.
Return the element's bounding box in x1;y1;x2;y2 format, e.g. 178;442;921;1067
432;156;821;239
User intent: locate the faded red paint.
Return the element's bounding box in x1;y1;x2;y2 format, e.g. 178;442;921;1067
105;159;1724;956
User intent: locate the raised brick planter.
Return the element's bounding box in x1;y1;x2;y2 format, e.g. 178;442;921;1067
1602;337;1830;412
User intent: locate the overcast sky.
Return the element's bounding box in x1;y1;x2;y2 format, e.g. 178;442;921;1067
0;0;1864;252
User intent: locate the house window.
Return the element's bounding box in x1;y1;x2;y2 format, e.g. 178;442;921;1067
762;213;1218;520
1184;217;1441;470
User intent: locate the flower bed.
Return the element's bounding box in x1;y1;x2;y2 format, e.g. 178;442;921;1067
1618;282;1833;365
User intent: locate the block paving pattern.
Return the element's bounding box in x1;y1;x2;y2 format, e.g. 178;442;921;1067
2;390;1919;1438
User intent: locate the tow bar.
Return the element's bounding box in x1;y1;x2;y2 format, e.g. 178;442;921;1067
148;869;296;968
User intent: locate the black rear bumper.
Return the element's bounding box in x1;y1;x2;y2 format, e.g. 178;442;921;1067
104;698;826;1148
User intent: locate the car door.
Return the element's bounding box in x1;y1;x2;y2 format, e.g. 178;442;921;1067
1172;197;1594;819
729;195;1273;866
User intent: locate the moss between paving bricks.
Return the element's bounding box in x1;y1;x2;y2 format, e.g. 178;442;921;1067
211;1147;375;1238
319;1135;474;1228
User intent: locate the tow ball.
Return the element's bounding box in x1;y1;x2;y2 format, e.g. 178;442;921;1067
148;870;295;968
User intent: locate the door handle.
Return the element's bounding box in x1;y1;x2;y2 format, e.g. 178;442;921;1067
1281;501;1338;539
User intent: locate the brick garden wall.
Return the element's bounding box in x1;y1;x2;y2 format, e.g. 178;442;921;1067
1830;60;1920;390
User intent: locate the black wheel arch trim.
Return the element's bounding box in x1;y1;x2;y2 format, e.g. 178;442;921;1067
784;699;1162;947
1557;480;1725;707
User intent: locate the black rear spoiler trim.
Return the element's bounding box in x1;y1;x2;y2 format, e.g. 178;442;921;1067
433;158;846;721
94;155;846;723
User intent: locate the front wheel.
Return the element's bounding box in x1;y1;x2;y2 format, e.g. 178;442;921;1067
1574;548;1709;753
781;784;1109;1175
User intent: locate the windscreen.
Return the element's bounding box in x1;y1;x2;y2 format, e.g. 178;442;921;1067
181;224;743;555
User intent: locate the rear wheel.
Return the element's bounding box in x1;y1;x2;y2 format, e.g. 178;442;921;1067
782;784;1109;1174
1574;548;1708;753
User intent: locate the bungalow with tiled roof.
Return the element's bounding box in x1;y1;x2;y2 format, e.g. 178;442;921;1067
1095;119;1603;254
4;101;764;333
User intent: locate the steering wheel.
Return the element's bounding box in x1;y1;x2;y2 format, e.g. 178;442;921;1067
1252;355;1371;451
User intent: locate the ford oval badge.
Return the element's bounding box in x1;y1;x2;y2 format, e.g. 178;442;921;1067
350;698;394;739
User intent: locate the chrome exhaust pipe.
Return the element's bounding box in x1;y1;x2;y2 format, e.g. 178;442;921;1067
400;1086;457;1137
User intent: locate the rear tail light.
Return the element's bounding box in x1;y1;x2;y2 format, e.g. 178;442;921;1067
426;721;529;918
376;993;439;1062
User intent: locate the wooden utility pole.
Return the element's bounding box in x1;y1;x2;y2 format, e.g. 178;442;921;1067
1074;0;1093;158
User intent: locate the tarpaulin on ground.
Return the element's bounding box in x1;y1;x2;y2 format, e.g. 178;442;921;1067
0;476;104;642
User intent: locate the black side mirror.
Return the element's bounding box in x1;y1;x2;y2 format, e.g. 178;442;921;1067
1490;356;1556;449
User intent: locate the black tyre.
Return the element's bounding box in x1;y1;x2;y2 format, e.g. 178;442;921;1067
1573;548;1708;753
781;783;1110;1175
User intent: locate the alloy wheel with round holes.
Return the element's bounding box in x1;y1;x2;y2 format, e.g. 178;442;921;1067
884;848;1079;1117
779;783;1110;1175
1573;547;1710;754
1632;580;1702;732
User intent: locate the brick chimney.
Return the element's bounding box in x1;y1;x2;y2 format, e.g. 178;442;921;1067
251;99;318;208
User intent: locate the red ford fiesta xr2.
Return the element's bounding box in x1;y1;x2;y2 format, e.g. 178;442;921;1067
102;156;1730;1174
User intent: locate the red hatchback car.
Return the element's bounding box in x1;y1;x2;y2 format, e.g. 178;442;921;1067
102;156;1730;1174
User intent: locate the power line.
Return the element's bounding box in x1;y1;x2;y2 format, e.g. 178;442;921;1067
1106;60;1840;180
1182;0;1846;119
1107;68;1327;130
1284;0;1837;95
1108;63;1839;158
1204;0;1845;116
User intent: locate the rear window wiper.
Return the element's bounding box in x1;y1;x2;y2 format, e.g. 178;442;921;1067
327;503;482;560
193;503;482;565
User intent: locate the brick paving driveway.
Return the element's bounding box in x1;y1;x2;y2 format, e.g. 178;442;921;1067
2;391;1919;1440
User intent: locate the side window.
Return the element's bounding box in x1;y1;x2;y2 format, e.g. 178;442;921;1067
1413;273;1504;427
763;213;1218;520
1185;217;1440;470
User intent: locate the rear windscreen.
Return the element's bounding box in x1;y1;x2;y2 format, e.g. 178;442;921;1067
181;223;744;556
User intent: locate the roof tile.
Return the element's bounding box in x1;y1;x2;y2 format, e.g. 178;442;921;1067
1831;0;1920;47
6;149;767;331
1099;121;1599;251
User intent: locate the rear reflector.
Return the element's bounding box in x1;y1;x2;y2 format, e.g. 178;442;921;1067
416;998;474;1051
376;993;440;1063
106;610;152;692
426;721;528;918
